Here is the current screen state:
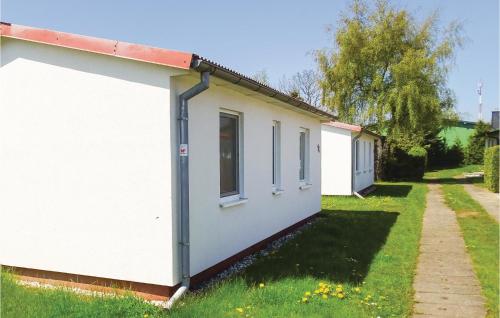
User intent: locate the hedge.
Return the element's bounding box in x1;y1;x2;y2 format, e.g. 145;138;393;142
484;145;499;193
384;146;427;181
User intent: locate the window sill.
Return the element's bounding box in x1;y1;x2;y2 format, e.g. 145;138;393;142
272;189;285;196
299;183;312;190
219;198;248;208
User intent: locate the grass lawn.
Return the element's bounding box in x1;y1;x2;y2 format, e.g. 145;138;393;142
424;166;499;318
425;164;483;180
1;182;427;318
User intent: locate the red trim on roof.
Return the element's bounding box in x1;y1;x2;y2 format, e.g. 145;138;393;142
324;121;381;138
324;121;362;132
0;22;192;69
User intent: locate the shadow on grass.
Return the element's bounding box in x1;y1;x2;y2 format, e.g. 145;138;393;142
424;177;483;185
243;210;398;285
370;184;413;198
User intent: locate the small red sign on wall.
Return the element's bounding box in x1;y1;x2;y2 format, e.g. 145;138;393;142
179;144;188;157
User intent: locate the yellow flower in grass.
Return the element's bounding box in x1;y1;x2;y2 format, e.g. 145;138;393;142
322;294;328;300
301;297;309;303
304;291;311;297
259;283;265;288
354;287;361;293
236;308;244;314
337;293;345;299
314;289;320;294
335;286;343;293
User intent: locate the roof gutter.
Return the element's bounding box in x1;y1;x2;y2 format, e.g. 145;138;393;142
166;68;210;309
191;55;334;120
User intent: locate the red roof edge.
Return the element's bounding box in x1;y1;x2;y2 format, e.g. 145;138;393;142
324;121;362;132
324;121;380;138
0;22;193;69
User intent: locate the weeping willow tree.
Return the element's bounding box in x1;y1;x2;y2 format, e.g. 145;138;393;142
317;0;462;149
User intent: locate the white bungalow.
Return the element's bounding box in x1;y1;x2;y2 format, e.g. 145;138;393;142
0;23;334;302
321;122;380;196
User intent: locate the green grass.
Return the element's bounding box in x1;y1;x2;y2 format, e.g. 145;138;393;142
425;164;483;179
2;182;427;318
424;166;499;318
0;272;164;317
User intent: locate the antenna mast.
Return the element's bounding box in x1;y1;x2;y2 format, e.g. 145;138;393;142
477;81;483;121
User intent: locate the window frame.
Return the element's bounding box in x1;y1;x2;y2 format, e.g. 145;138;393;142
355;139;360;172
368;141;372;171
363;140;367;172
299;127;310;184
272;120;282;191
219;111;241;201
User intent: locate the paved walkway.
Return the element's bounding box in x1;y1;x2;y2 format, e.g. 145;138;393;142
463;183;499;222
413;184;486;317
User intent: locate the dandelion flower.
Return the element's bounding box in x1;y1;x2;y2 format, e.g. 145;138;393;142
236;308;244;313
337;293;345;299
322;294;328;300
301;297;308;303
259;283;265;288
304;291;311;297
354;287;361;293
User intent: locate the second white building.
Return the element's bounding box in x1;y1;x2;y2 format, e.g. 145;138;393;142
321;122;380;196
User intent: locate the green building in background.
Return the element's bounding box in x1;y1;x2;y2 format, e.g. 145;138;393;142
438;120;476;147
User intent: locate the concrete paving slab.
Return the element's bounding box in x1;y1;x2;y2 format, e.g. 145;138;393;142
414;302;486;317
414;281;481;295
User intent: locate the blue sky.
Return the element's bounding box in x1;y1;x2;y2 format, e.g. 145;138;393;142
2;0;498;122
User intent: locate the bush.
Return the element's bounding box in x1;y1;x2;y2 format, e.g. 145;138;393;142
484;146;499;193
426;136;464;168
446;138;465;166
426;135;448;167
464;121;491;164
384;146;427;181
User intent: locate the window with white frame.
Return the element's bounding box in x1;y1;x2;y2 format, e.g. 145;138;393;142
369;141;372;169
363;141;367;170
220;112;240;198
355;139;360;172
272;121;281;189
299;128;310;182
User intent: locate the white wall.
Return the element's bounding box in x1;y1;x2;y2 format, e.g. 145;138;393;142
0;38;184;286
353;134;377;192
321;125;352;195
171;76;323;280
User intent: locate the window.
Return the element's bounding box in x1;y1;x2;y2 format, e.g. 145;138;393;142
299;128;309;182
363;141;367;170
272;121;281;189
368;141;372;169
220;112;239;197
355;139;360;172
